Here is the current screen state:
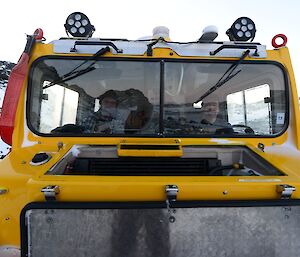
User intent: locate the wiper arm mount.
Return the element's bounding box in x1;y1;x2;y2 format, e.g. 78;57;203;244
194;49;250;104
43;46;110;89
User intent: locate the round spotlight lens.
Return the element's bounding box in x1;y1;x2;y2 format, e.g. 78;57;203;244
245;31;251;38
68;19;74;25
64;12;95;38
227;17;256;42
79;27;86;34
75;21;81;28
237;31;244;37
247;24;254;30
241;26;247;32
82;19;88;26
235;23;241;30
70;27;77;34
75;14;82;20
241;19;247;25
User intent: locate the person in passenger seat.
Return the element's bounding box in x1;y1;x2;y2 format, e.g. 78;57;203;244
124;101;153;133
116;88;153;134
200;95;233;134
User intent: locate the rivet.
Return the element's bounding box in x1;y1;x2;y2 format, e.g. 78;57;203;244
223;190;228;195
169;216;176;223
258;143;265;152
57;142;64;151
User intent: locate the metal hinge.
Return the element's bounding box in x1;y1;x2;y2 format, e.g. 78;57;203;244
165;185;179;203
276;184;296;199
41;185;60;201
165;185;179;223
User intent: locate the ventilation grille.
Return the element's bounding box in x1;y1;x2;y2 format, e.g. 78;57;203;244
67;157;221;176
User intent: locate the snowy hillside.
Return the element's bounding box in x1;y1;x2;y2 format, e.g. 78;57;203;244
0;61;15;157
0;61;14;106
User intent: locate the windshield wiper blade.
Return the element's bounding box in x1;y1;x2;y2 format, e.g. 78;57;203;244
62;46;110;77
194;49;250;104
43;66;97;89
43;46;110;89
43;66;96;89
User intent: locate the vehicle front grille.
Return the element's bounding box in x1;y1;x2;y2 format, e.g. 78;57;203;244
67;157;221;176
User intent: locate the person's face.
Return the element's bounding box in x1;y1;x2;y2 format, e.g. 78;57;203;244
100;97;117;118
101;97;117;108
202;101;219;121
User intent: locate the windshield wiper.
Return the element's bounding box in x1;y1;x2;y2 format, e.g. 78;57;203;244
194;49;250;104
43;46;110;89
43;66;97;89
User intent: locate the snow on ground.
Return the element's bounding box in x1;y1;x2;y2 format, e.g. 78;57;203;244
0;140;10;157
0;61;14;157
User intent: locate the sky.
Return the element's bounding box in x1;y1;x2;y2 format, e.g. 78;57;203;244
1;0;300;89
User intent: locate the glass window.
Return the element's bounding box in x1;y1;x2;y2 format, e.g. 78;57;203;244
28;59;287;137
29;59;160;135
163;62;286;136
227;84;272;134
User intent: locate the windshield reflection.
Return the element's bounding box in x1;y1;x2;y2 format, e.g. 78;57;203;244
29;59;287;136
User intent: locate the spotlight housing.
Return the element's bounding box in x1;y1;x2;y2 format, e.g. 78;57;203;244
226;17;256;42
64;12;95;38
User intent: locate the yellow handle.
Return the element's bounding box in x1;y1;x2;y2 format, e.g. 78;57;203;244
118;139;182;157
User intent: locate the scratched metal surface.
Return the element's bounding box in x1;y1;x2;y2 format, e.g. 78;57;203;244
25;206;300;257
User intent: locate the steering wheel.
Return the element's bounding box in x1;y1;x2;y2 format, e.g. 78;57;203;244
232;124;255;134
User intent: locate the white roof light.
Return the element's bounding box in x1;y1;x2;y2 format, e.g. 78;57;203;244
199;25;218;42
152;26;170;40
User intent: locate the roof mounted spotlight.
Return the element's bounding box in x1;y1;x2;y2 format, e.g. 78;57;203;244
64;12;95;38
226;17;256;42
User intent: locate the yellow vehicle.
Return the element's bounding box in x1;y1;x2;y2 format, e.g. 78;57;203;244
1;13;300;256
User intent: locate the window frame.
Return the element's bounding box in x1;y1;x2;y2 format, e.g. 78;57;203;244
26;56;290;138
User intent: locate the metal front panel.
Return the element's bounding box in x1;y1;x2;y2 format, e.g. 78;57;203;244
24;205;300;257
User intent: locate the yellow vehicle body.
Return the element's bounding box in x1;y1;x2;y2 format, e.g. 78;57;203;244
1;27;300;254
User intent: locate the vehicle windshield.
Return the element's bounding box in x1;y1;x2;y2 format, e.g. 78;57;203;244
28;58;287;136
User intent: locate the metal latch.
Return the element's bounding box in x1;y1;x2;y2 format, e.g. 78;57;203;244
41;185;60;201
165;185;179;203
165;185;179;223
276;184;296;199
